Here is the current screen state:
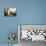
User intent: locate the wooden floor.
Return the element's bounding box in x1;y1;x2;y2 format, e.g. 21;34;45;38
19;40;46;46
0;41;46;46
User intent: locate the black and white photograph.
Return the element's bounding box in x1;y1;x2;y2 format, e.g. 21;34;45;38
4;8;16;16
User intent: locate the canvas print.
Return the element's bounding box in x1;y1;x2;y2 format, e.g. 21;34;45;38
4;8;16;16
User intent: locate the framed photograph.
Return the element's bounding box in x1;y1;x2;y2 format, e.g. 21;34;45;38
4;8;16;16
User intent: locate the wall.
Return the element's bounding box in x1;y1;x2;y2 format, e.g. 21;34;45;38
0;0;46;45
